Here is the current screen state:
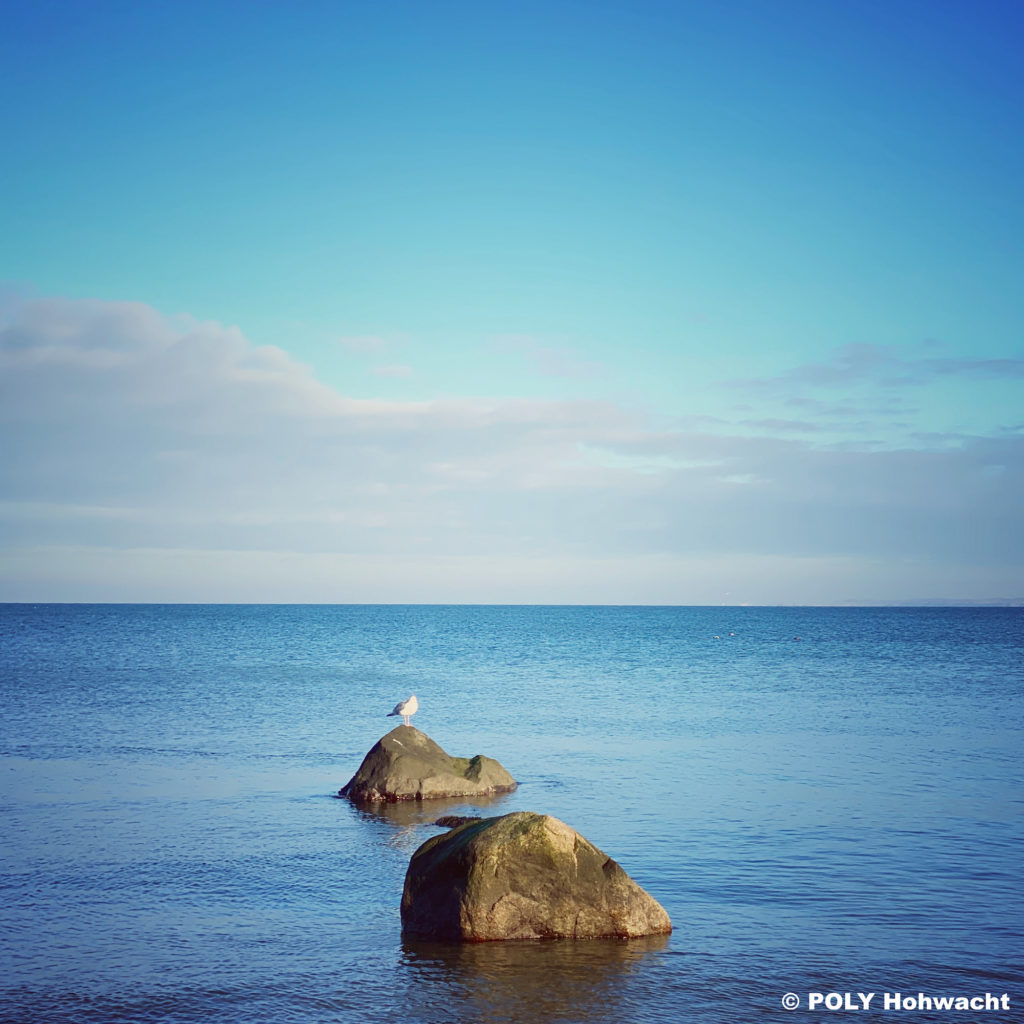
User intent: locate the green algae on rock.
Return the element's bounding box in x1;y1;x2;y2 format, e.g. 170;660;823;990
339;726;517;803
401;811;672;941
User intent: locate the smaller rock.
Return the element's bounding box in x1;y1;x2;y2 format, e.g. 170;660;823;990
339;726;517;803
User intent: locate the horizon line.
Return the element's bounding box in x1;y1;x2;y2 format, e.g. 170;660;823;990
2;600;1022;609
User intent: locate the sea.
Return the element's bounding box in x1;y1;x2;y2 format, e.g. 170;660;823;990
1;604;1022;1024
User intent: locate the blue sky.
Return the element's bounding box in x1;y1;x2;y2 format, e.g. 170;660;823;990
1;0;1022;602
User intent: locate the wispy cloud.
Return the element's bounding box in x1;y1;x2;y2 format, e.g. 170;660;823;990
336;334;392;355
739;418;823;434
730;343;1024;393
371;363;414;378
491;335;605;380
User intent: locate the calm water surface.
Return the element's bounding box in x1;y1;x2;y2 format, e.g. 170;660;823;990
1;605;1022;1023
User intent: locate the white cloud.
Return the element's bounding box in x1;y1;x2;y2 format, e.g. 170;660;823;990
371;363;414;378
0;294;1020;602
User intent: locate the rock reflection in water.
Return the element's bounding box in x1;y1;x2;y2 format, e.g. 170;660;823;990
342;791;517;854
398;934;670;1024
347;791;515;830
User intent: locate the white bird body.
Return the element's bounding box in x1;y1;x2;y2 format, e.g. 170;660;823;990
388;694;418;726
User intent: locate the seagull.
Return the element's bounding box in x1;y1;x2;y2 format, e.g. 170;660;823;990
388;694;418;726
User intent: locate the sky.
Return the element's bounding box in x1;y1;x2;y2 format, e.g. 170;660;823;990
1;0;1022;604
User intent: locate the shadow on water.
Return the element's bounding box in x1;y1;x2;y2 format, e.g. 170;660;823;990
396;934;670;1024
342;791;517;829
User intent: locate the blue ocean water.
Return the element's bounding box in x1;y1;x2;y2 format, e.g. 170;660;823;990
1;604;1022;1024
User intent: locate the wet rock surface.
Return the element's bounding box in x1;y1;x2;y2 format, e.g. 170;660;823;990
401;811;673;942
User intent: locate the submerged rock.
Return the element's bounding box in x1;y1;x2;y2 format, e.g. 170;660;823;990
435;815;483;829
401;811;672;942
339;726;517;803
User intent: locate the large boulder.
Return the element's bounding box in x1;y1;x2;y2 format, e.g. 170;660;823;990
401;811;672;941
339;726;517;803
